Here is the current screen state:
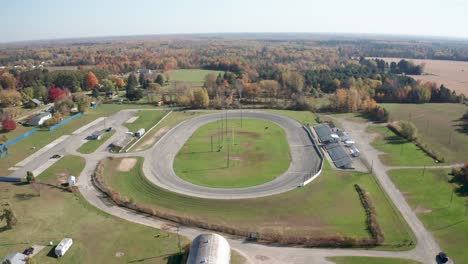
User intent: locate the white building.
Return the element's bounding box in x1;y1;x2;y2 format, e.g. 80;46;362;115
187;234;230;264
1;252;27;264
55;238;73;257
27;112;52;126
135;128;145;138
68;176;76;186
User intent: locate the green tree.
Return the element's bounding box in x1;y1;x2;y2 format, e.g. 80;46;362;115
138;73;145;86
127;74;138;89
74;94;91;112
21;87;35;101
155;74;164;86
26;171;35;183
33;85;48;102
100;79;115;93
399;121;418;141
54;72;80;92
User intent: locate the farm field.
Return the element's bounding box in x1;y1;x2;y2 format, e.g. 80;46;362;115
102;157;414;249
0;104;158;175
123;110;167;132
369;57;468;95
0;155;186;264
174;118;290;188
168;69;222;85
389;169;468;264
264;109;318;125
367;126;434;166
380;103;467;164
328;256;422;264
77;130;115;154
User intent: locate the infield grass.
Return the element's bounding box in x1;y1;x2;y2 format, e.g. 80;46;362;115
173;118;290;188
77;130;115;154
102;157;414;249
0;155;186;264
168;69;222;85
123;110;167;132
389;168;468;264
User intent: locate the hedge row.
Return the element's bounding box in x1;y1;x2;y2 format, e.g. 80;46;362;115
354;184;384;245
387;123;445;162
92;159;381;248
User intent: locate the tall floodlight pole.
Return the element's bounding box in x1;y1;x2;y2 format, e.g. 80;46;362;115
221;117;224;144
227;137;230;168
225;109;228;136
211;135;213;152
241;106;243;128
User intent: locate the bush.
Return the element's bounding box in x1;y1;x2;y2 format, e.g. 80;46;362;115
354;184;384;245
1;118;16;131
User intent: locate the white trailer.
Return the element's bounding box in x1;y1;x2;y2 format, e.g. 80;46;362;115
55;238;73;257
134;128;145;138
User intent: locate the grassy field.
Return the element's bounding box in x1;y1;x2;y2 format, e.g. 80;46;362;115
367;126;434;166
77;130;115;154
328;256;422;264
102;157;414;248
0;104;157;175
174;118;290;188
168;69;222;85
380;103;467;164
0;155;187;264
123;110;167;132
389;169;468;264
264;109;318;125
370;57;468;95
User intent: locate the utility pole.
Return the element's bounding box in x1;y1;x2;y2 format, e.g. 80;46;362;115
211;135;213;152
221;117;224;145
225;109;228;136
176;226;181;253
227;137;230;168
371;159;374;174
241;107;243;128
422;165;426;176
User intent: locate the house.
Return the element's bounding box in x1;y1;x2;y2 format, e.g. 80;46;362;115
28;99;43;108
1;252;27;264
90;131;104;140
27;112;52;126
135;69;152;75
55;238;73;257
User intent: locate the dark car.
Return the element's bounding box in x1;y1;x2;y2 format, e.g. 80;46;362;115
106;127;113;132
437;252;449;263
23;247;34;255
50;154;61;159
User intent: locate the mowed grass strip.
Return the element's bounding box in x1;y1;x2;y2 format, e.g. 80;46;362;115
328;256;422;264
367;126;434;166
103;157;414;248
77;130;115;154
0;104;158;175
264;109;317;125
0;155;186;264
168;69;222;84
123;110;167;132
381;103;468;163
389;169;468;264
174;118;290;188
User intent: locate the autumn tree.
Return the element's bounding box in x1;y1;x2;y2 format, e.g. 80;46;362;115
288;72;304;94
399;121;418;141
47;87;66;102
54;96;74;115
0;72;16;90
1;118;16;132
192;88;210;109
0;89;22;107
259;80;279;100
74;94;91;112
84;71;99;91
0;204;18;230
115;78;125;89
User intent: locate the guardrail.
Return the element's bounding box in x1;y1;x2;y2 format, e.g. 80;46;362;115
301;125;324;186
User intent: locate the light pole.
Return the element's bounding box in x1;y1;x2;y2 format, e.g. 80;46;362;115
227;137;230;168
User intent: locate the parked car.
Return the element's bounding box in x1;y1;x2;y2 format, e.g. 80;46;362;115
437;252;449;263
106;127;113;132
23;247;34;255
50;154;61;159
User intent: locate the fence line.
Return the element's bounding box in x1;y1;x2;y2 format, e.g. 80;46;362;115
301;125;324;186
0;128;39;151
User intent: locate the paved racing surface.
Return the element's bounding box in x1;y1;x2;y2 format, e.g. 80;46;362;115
142;110;322;199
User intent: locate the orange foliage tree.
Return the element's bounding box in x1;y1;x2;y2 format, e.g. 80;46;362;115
84;71;99;91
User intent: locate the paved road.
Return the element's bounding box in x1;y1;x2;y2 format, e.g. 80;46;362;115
141;110;322;199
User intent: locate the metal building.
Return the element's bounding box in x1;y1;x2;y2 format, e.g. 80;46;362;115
187;233;230;264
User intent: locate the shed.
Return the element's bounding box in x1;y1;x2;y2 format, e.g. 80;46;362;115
68;176;76;186
27;112;52;126
1;252;27;264
187;234;230;264
55;238;73;257
29;99;43;107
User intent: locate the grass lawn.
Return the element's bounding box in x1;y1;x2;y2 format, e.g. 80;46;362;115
380;103;467;163
77;130;115;154
168;69;222;85
327;256;422;264
131;111;207;152
389;169;468;264
367;126;434;166
174;118;290;188
0;155;186;264
0;104;157;175
123;110;167;132
102;157;414;249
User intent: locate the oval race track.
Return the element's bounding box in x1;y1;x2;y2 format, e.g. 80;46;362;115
142;110;322;199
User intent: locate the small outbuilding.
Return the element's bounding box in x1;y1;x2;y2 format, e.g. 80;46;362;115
27;99;43;108
187;234;230;264
1;252;27;264
55;238;73;257
68;176;76;186
134;128;145;138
